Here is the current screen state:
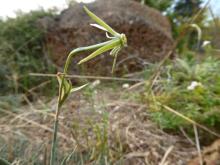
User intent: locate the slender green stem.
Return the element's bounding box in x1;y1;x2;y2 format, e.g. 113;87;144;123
50;82;62;165
50;110;60;165
50;41;111;165
64;40;112;74
50;7;127;164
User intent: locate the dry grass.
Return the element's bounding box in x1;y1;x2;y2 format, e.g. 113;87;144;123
0;83;198;164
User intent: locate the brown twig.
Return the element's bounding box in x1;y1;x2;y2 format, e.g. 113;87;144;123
29;73;143;82
193;124;203;165
160;103;220;137
159;146;174;165
0;108;71;141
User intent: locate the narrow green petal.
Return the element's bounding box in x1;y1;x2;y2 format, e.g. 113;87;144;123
84;6;119;37
90;23;107;32
70;83;89;93
78;39;120;64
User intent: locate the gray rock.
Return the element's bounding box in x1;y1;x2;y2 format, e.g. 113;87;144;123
40;0;174;75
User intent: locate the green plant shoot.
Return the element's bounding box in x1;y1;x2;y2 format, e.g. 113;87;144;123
50;6;127;165
64;6;127;74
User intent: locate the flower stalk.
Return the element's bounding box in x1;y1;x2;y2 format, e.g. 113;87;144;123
50;6;127;165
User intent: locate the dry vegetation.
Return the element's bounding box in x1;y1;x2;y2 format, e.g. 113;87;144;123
0;84;198;164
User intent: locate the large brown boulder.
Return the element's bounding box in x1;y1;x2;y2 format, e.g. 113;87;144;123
41;0;174;76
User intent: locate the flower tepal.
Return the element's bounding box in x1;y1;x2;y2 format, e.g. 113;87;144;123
78;6;127;73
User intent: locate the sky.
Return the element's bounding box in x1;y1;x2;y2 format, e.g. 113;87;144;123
0;0;95;18
210;0;220;16
0;0;219;19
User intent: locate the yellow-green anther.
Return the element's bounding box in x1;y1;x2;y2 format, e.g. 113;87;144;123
111;46;121;73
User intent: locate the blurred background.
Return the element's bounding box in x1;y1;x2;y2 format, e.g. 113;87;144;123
0;0;220;164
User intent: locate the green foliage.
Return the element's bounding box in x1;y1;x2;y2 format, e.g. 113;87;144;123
137;0;204;18
136;0;174;12
0;137;46;165
171;0;207;51
70;108;125;165
203;17;220;50
0;158;10;165
0;95;23;113
145;53;220;131
0;9;56;95
136;0;207;51
173;0;203;20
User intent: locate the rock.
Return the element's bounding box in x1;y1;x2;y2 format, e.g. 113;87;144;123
40;0;174;75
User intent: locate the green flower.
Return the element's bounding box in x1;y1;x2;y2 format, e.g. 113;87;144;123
64;6;127;74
